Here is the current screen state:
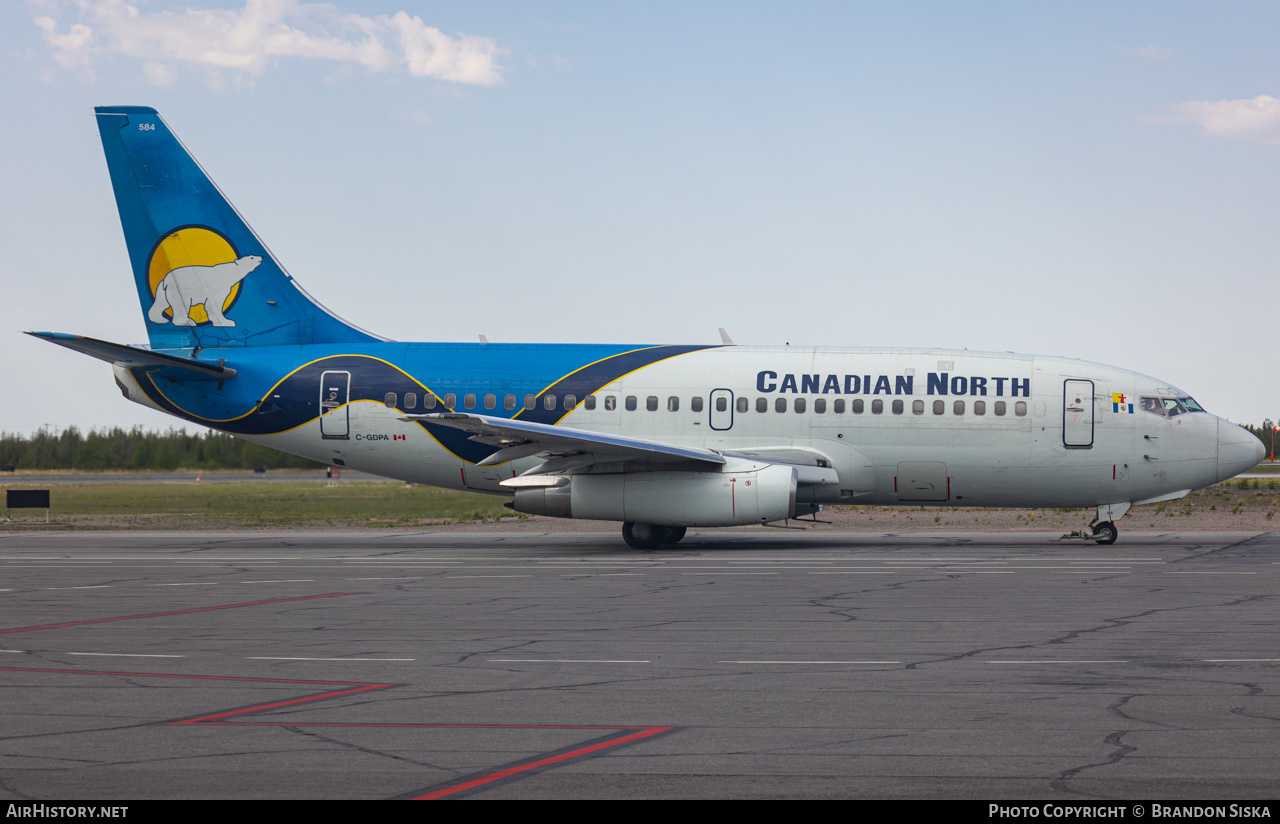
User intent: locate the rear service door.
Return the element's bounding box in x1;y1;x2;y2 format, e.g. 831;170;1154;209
1063;379;1094;449
320;370;351;439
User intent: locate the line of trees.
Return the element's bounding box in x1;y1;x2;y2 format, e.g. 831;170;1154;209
0;427;324;471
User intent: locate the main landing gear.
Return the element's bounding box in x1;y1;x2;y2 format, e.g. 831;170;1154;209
622;522;687;550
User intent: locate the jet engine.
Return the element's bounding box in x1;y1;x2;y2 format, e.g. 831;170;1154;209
511;464;799;527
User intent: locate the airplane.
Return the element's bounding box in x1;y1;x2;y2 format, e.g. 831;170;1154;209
29;106;1264;548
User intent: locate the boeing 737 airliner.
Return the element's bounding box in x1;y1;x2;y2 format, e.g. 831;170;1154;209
30;107;1264;547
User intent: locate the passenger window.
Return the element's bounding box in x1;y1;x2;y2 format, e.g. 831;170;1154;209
692;397;704;413
715;396;727;412
626;396;637;411
795;398;807;413
564;394;576;410
756;397;768;413
814;398;826;414
384;392;397;408
933;400;944;415
584;395;596;410
464;393;476;409
668;396;681;412
913;399;924;415
852;399;864;414
404;392;417;410
423;394;437;410
736;397;748;413
834;398;845;413
974;400;986;416
484;393;496;410
524;394;536;410
605;395;616;411
648;396;659;412
871;399;883;414
505;394;517;410
994;401;1006;416
954;400;964;415
543;394;557;410
1015;401;1027;416
444;393;456;409
775;397;787;413
892;399;903;414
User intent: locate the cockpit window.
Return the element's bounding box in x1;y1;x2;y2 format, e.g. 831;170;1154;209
1162;398;1187;417
1139;396;1165;417
1179;397;1206;413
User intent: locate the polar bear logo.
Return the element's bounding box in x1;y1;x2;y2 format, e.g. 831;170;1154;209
148;255;262;327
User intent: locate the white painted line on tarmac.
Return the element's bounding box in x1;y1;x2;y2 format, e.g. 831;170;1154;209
1204;659;1280;662
1166;572;1256;575
152;582;217;586
488;659;650;663
347;577;422;581
45;586;112;590
683;572;777;575
240;579;316;583
723;660;900;665
68;653;185;658
247;657;415;661
0;649;26;653
446;575;532;579
987;660;1128;664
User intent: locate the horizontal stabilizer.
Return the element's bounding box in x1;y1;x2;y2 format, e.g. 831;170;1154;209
27;332;236;381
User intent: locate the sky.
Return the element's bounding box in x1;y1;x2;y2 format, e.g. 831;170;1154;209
4;0;1280;435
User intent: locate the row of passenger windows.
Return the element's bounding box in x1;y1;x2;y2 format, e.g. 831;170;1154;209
384;391;1027;417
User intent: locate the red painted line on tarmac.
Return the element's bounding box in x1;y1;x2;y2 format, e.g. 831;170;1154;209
171;684;392;724
0;593;356;634
412;726;676;800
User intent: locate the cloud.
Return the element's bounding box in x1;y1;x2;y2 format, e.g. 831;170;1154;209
1118;44;1173;61
1152;95;1280;145
32;0;505;87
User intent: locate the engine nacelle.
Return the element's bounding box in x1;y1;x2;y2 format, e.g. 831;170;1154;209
511;464;798;527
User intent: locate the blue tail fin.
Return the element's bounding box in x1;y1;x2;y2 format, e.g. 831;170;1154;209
94;106;382;351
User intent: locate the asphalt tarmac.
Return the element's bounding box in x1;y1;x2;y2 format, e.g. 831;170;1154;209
0;529;1277;800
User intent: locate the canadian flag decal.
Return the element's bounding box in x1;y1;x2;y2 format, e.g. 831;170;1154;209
394;434;406;441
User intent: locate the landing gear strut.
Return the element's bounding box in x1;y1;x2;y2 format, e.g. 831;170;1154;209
622;523;686;549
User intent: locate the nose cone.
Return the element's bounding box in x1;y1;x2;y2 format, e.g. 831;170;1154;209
1217;417;1265;482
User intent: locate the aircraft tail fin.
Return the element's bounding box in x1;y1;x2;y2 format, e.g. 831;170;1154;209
94;106;383;351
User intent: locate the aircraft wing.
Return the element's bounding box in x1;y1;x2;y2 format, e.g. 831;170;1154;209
400;413;726;476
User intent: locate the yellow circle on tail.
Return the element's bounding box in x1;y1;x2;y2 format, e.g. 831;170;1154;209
147;228;241;325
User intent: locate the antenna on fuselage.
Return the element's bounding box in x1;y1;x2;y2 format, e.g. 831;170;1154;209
479;335;489;344
718;327;734;345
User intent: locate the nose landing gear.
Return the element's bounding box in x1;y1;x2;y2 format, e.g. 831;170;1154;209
1091;521;1118;545
1058;502;1128;544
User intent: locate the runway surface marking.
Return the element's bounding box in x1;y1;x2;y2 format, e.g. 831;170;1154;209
67;652;185;658
405;726;679;800
0;592;355;634
0;665;676;799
